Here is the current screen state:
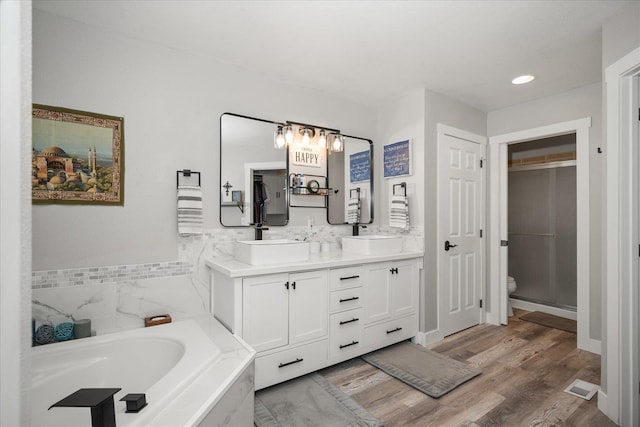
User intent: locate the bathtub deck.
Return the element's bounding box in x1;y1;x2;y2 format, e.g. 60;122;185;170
320;309;614;427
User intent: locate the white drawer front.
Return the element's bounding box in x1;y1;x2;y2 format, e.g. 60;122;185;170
329;266;364;290
329;287;363;312
255;340;328;390
329;309;364;359
364;315;418;349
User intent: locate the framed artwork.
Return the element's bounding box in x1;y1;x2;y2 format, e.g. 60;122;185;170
383;139;412;178
349;150;371;183
32;104;124;205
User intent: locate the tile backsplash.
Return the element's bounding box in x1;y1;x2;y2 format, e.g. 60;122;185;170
32;224;423;338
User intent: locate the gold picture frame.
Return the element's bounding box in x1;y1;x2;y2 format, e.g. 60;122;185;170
32;104;124;205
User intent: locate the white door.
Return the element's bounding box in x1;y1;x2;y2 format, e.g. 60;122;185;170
438;129;484;336
364;263;392;324
288;270;328;344
243;273;289;352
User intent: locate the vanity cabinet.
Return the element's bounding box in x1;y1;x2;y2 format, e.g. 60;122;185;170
242;270;328;353
209;254;422;390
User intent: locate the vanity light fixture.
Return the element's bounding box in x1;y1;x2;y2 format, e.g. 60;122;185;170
274;126;286;149
511;75;535;85
284;125;294;145
300;127;314;146
330;133;344;153
318;129;327;148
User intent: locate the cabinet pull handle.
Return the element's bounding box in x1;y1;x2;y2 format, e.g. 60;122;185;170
278;358;303;368
339;275;360;281
339;341;359;349
339;296;360;303
284;281;289;290
389;267;398;274
339;317;359;325
291;281;296;290
386;327;403;334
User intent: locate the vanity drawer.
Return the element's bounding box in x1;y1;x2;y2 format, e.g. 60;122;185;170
329;309;364;359
329;265;364;290
364;314;418;349
255;340;328;390
329;287;363;312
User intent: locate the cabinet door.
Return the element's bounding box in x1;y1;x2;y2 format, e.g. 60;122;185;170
289;270;328;345
243;273;289;352
364;263;392;324
391;260;418;318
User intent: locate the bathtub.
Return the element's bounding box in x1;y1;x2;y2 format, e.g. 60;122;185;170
32;315;255;427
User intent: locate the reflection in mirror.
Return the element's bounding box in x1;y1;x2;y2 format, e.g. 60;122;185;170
327;136;373;224
220;113;288;226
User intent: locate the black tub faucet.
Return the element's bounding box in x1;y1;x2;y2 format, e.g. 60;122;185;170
49;388;121;427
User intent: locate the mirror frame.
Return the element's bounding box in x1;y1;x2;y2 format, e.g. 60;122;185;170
219;112;289;227
326;135;374;225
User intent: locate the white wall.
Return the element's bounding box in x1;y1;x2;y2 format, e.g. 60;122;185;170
424;90;487;332
0;1;32;424
32;9;377;271
488;82;602;341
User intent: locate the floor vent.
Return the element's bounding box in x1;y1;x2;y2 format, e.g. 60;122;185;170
564;379;599;400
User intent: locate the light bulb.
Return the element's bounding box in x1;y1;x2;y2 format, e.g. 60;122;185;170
274;127;286;149
284;126;294;145
318;130;327;148
302;128;311;146
331;134;343;152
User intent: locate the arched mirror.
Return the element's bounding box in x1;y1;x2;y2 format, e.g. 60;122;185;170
327;136;374;224
220;113;288;226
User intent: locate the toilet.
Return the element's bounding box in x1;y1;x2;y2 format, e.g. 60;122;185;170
507;276;517;316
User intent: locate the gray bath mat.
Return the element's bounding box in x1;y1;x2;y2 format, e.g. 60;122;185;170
254;373;382;427
361;341;480;398
520;311;577;333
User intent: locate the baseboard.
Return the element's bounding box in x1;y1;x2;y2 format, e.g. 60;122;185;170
414;330;444;347
584;338;601;355
511;298;577;320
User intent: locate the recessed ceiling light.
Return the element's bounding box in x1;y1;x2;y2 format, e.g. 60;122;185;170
512;75;535;85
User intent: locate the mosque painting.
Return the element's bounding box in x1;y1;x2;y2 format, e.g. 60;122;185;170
32;105;124;205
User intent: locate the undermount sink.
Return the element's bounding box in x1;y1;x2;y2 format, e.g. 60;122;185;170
233;239;310;265
341;235;404;255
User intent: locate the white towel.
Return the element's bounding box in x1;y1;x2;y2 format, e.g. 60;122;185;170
177;185;203;236
389;194;409;230
346;197;361;224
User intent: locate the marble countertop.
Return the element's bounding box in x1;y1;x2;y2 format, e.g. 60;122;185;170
206;249;425;278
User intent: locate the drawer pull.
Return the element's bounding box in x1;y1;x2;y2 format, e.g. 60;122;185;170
339;275;360;281
339;341;359;349
278;358;303;368
339;296;360;303
386;327;403;334
339;317;360;325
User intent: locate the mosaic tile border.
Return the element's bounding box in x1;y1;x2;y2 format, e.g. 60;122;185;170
32;260;193;289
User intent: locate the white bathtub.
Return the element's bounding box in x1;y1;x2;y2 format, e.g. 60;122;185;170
32;316;255;427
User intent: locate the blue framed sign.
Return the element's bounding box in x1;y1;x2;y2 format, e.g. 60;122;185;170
383;139;411;178
350;150;371;183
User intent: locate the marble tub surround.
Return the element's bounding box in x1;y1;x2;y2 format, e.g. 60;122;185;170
32;275;208;336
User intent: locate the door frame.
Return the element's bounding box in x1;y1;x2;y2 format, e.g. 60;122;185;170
436;124;487;337
603;45;640;426
488;118;594;353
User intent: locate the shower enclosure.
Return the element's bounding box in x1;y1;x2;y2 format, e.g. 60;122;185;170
508;163;577;310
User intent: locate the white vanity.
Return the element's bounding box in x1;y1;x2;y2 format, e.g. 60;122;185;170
206;244;423;390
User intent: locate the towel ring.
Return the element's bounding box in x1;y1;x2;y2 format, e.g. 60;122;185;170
393;182;406;196
177;170;201;188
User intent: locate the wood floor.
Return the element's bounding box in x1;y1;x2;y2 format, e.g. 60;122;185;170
320;309;616;427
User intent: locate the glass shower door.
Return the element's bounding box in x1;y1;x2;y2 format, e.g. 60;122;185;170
508;165;577;310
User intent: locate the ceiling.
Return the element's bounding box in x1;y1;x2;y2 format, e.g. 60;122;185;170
34;0;631;112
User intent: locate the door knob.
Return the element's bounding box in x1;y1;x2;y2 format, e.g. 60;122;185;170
444;240;458;251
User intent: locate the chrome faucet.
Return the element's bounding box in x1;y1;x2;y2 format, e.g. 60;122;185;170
255;224;269;240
